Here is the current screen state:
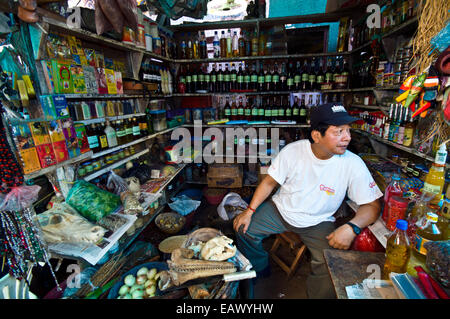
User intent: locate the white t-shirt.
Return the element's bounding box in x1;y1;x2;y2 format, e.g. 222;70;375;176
268;140;383;228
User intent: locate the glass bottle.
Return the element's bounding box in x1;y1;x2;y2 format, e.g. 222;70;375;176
220;30;227;58
213;31;220;58
145;106;154;135
316;58;325;91
185;65;192;93
237;96;245;121
294;61;302;91
264;97;272;122
422;143;447;206
244;63;251;91
87;123;100;153
232;31;239;57
257;97;265;121
244;96;252;121
231;96;238;121
280;62;287;91
258;62;265;92
251;63;258;91
210;64;217;93
402;108;415;147
272;62;280;91
238;32;245;57
265;63;272;91
251;29;259;56
132;117;141;139
226;29;232;58
104;119;118;148
217;64;224;93
199;31;207;59
301;59;309;91
224;96;231;120
292;96;300;123
287;62;295;91
98;122;109;150
224;63;231;93
258;30;266;56
237;63;244;91
308;58;317;91
382;219;411;279
285;95;292;121
230;63;237;91
251;96;258;121
299;95;307;124
271;96;279;121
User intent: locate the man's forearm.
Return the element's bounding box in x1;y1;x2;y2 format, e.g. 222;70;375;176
351;199;381;228
248;175;278;211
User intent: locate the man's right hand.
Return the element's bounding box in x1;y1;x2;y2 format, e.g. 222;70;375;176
233;209;253;234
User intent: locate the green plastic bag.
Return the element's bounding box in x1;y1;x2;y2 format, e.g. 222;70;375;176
66;180;122;222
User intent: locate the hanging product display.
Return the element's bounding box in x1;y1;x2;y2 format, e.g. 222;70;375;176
0;185;59;289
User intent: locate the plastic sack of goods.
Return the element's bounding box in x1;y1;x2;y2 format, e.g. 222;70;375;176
66;180;122;222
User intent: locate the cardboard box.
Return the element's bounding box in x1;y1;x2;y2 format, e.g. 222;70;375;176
207;164;243;188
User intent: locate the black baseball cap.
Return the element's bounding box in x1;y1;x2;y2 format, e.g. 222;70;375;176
310;103;358;129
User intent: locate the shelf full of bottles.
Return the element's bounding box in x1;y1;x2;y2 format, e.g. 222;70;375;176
175;56;350;95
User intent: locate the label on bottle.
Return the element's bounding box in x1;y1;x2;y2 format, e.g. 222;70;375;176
81;102;91;119
245;108;251;116
126;127;133;136
186;75;192;83
265;109;271;117
251;108;258;116
293;108;299;116
231;108;237;116
317;75;324;84
325;73;333;83
106;131;117;146
251;75;258;83
199;74;204;82
231;74;237;82
179;76;186;84
87;135;99;149
279;109;285;117
116;129;125;138
218;74;224;81
308;74;316;83
205;74;210;82
237;75;243;83
224;74;230;82
244;75;250;83
258;109;264;116
422;182;442;195
302;73;309;82
133;126;140;136
286;108;292;117
272;75;280;83
225;109;231;116
258;75;264;84
265;74;272;83
192;74;198;82
300;109;306;116
294;75;301;84
287;78;294;86
272;109;278;117
211;74;217;83
99;135;108;148
95;102;105;118
238;108;244;115
414;234;430;255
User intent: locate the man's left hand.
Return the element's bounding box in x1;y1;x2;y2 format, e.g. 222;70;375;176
326;224;356;250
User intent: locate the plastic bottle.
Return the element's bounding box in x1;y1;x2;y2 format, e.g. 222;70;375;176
422;143;447;206
382;173;403;222
413;211;445;262
382;219;411;279
226;29;232;58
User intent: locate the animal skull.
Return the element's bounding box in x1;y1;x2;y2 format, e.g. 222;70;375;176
37;203;106;244
200;236;237;261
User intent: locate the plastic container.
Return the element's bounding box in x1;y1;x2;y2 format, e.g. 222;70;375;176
149;110;167;132
386;195;409;231
382;174;404;222
413;212;445;261
382;219;411;279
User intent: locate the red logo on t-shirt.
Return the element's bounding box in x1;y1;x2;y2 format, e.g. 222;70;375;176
320;184;335;195
369;181;376;188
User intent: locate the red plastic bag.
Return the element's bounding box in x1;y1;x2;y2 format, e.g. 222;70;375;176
350;227;385;252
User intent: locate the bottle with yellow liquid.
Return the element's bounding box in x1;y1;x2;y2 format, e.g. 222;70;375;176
422;143;447;206
413;212;445;262
383;219;411;279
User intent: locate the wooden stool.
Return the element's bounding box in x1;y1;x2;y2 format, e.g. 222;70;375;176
269;231;307;277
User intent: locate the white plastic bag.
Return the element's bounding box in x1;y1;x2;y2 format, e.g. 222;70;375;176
217;192;248;221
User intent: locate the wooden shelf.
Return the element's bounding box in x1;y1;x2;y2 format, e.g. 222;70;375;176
352;129;449;167
24;151;93;180
84;149;149;181
175;51;351;64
